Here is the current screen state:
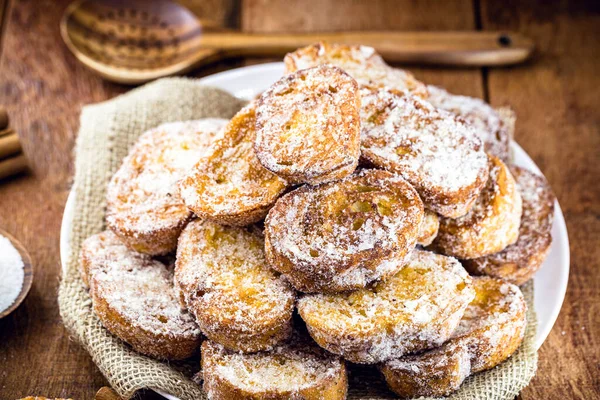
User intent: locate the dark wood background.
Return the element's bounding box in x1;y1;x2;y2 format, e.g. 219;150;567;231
0;0;598;399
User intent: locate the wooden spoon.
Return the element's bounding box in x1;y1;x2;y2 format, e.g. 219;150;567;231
0;229;33;319
60;0;534;84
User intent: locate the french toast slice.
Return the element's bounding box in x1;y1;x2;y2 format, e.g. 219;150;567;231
201;333;347;400
178;105;288;226
463;166;555;285
430;155;523;259
255;64;361;184
297;250;475;364
175;220;295;353
360;86;490;218
417;210;440;246
427;85;511;161
264;169;424;293
284;42;428;98
80;231;201;360
106;119;227;255
381;276;527;397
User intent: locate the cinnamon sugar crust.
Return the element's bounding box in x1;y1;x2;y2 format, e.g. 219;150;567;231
284;42;428;98
360;86;490;218
80;231;200;360
430;156;522;259
255;64;361;184
202;332;347;400
178;105;288;226
463;166;555;285
381;276;527;398
298;250;475;364
265;169;424;293
106;119;227;255
175;220;295;353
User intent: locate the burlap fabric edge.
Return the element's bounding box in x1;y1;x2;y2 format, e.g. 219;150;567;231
57;77;538;400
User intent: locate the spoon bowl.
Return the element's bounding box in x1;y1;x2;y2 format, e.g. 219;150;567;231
0;229;33;319
61;0;535;84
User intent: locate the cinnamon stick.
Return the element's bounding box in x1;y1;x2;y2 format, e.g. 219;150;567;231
0;154;27;180
0;132;21;159
0;106;8;130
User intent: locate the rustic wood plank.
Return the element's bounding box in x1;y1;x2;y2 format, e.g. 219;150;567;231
241;0;485;97
480;1;600;399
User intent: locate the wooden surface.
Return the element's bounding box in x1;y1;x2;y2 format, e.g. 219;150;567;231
0;0;597;399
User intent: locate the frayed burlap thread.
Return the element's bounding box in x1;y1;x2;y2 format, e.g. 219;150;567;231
58;77;537;400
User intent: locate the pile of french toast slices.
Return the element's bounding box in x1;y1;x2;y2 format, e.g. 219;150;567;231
80;42;555;399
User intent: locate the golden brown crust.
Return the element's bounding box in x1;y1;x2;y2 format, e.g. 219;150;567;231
426;85;511;161
429;156;522;259
202;334;347;400
175;220;296;353
298;250;475;364
255;64;361;184
265;169;424;293
463;166;555;285
381;276;527;398
106;119;227;255
360;86;490;218
82;231;201;360
417;210;440;246
284;42;428;98
178;105;288;226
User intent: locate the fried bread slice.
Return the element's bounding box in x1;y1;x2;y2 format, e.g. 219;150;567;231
255;64;361;184
284;42;428;98
175;220;295;353
178;105;288;226
417;210;440;246
430;156;522;259
297;250;475;364
463;166;555;284
427;85;511;161
265;169;424;293
106;119;227;255
80;230;201;360
360;86;490;218
381;276;527;397
201;333;347;400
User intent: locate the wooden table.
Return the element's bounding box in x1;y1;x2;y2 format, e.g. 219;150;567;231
0;0;597;399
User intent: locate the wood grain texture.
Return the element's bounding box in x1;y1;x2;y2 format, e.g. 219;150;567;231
0;0;597;399
481;1;600;399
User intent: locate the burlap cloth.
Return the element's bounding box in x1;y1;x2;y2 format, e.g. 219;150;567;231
58;78;538;400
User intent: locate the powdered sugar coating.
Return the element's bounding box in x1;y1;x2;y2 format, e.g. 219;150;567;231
81;230;200;360
178;105;288;226
175;220;295;352
382;276;527;397
298;250;475;364
427;85;511;161
463;166;555;285
265;169;424;293
201;333;347;399
381;341;471;397
106;119;227;255
284;42;428;98
255;64;361;184
360;86;489;218
430;156;523;259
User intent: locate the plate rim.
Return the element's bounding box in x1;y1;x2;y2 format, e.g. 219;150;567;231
59;61;570;400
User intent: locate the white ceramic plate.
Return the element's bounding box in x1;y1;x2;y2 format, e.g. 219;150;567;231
60;62;569;400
